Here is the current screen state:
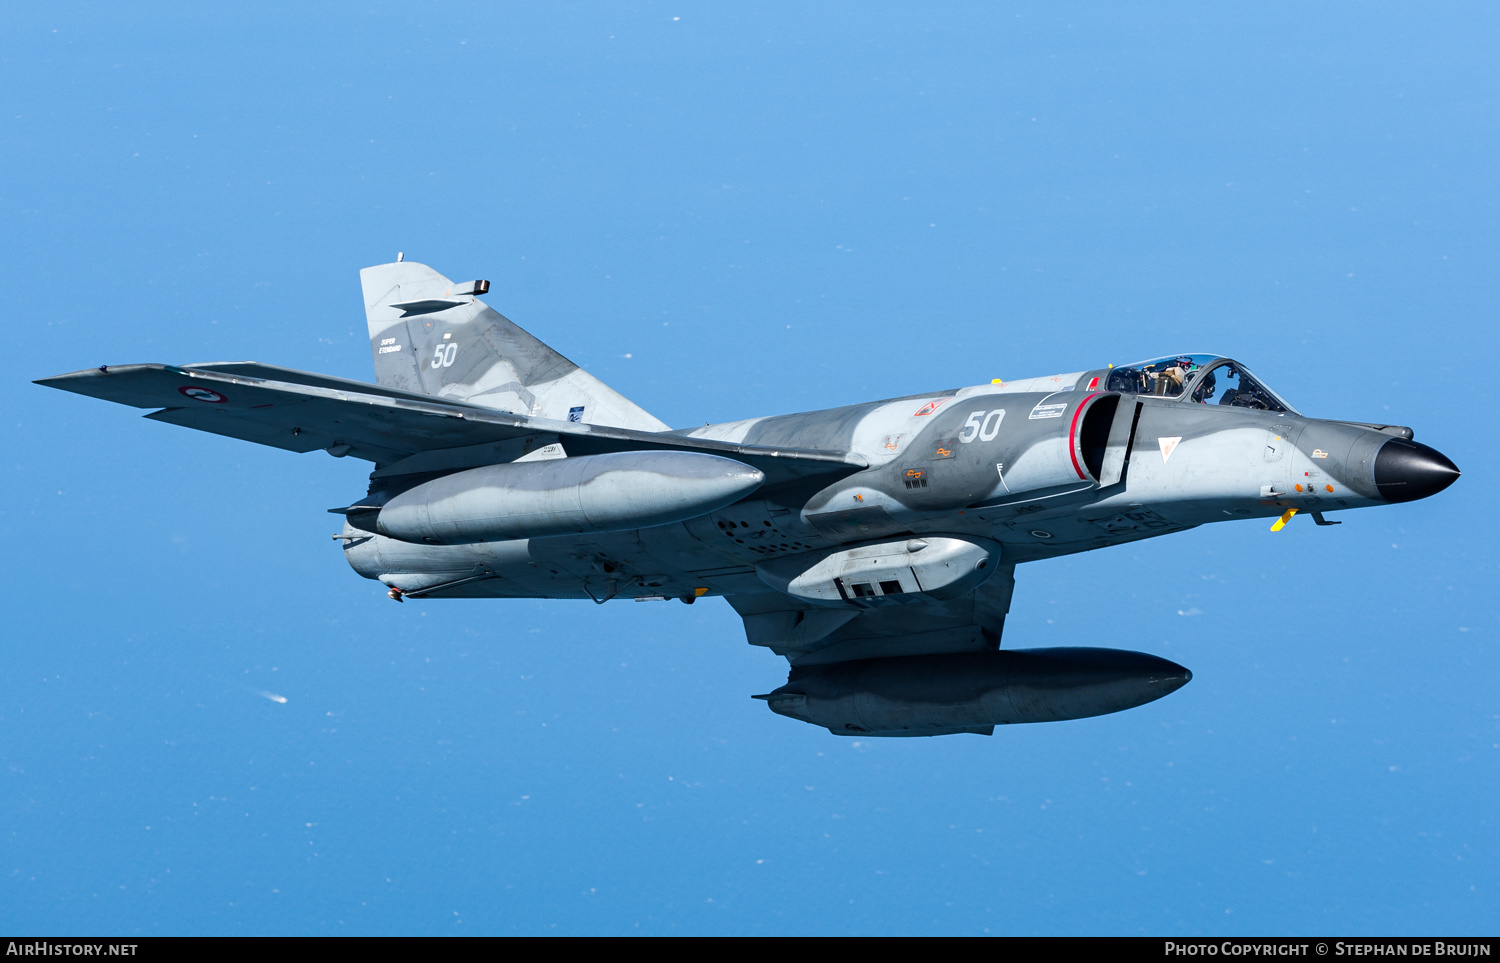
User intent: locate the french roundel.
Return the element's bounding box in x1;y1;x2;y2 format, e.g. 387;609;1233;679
178;386;228;403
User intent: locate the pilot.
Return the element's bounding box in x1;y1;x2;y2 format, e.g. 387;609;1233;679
1191;369;1218;403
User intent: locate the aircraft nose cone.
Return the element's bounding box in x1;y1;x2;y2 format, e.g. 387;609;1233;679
1152;659;1193;696
1374;438;1461;503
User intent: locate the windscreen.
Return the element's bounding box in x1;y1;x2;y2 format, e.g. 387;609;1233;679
1187;361;1291;412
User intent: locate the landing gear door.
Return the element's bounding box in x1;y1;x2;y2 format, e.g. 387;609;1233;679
1095;398;1140;489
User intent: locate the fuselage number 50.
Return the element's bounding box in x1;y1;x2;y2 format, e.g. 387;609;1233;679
432;343;458;368
959;409;1005;443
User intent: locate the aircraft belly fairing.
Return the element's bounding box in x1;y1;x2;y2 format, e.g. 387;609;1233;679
37;262;1461;737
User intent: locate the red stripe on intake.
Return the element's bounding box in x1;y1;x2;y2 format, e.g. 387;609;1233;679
1067;391;1102;480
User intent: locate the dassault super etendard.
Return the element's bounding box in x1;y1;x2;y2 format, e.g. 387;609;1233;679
39;259;1461;737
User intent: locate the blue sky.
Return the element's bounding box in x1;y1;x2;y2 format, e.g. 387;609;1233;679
2;2;1496;935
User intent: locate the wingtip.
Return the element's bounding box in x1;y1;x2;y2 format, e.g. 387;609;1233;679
34;368;101;389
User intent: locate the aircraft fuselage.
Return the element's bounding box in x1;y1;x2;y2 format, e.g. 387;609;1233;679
343;364;1455;608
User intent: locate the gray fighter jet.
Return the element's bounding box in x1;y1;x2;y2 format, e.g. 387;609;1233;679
38;260;1460;737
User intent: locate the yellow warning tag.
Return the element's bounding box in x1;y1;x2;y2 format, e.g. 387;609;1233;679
1270;509;1298;532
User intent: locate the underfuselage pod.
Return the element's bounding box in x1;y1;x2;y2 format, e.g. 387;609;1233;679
757;647;1193;736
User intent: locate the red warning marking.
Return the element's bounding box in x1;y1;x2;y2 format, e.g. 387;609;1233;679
913;399;947;417
1086;376;1100;390
178;385;227;403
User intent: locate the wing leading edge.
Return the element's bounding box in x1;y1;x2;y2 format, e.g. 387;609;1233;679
35;363;867;485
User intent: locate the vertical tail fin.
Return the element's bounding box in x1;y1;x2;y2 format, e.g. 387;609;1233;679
360;260;668;432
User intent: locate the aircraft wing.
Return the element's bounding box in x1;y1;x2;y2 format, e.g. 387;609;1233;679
731;562;1016;666
35;363;867;485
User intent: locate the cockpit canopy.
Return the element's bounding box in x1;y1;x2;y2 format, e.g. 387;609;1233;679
1105;355;1295;413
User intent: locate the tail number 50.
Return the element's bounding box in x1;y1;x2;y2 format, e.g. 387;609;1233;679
959;409;1006;443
